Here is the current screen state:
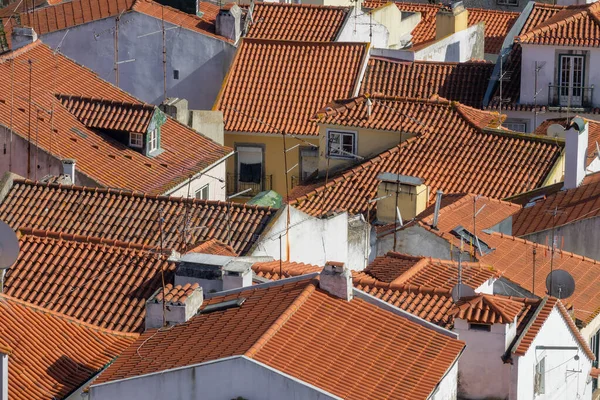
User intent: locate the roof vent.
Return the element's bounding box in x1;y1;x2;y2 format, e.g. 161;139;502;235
450;225;492;255
199;298;246;314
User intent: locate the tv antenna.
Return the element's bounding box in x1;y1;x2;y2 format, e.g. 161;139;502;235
533;61;546;129
451;238;475;302
0;221;20;293
545;269;575;299
494;49;512;124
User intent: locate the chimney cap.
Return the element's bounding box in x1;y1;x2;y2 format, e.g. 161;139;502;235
62;158;76;165
377;173;424;186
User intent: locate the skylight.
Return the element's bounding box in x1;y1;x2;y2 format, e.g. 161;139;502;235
199;298;246;315
450;226;493;255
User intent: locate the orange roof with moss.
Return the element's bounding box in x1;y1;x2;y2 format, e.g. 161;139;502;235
94;277;465;399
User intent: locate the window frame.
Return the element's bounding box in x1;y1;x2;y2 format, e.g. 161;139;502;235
326;130;357;160
129;132;143;148
148;129;158;153
195;184;210;200
504;121;528;133
534;357;546;395
496;0;518;6
468;323;491;332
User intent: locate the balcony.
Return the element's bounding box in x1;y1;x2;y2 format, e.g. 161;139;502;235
548;84;594;109
226;173;272;197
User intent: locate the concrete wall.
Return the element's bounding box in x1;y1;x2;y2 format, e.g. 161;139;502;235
522;217;600;261
251;205;370;270
41;12;236;109
224;132;319;197
514;307;593;400
336;7;390;49
90;356;340;400
377;225;455;259
520;44;600;108
454;318;513;399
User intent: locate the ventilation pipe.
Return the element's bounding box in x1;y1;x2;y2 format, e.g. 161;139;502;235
61;159;76;185
366;97;373;118
432;190;443;229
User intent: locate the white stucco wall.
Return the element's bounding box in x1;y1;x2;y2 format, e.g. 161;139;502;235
89;356;340;400
520;44;600;107
165;159;228;200
430;361;459;400
502;109;600;133
336;7;390;49
251;205;370;270
514;307;593;400
40;12;236;109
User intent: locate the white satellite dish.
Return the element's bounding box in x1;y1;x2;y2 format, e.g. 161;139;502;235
0;221;19;270
547;123;565;139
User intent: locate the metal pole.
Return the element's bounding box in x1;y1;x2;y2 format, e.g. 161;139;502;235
114;15;119;87
27;60;32;179
162;6;167;102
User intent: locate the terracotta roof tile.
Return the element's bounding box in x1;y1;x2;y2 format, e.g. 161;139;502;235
0;43;231;194
154;283;200;305
364;2;518;53
0;0;61;18
450;294;526;324
94;277;465;399
1;0;229;46
360;57;494;108
246;3;349;41
6;228;175;332
534;118;600;168
0;293;137;400
214;39;368;136
187;238;238;256
0;178;276;254
364;252;422;282
252;259;323;280
290;96;562;218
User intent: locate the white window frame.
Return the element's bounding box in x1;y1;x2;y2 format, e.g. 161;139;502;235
497;0;518;6
148;129;158;153
534;357;545;395
504;121;528;133
129;132;143;148
195;184;209;200
327;130;357;159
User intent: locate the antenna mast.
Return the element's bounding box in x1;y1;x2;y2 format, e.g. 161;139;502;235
162;5;167;102
114;14;119;86
27;59;32;179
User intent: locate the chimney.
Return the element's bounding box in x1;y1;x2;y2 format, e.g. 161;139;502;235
0;351;6;400
216;4;242;43
222;260;253;290
366;97;373;118
145;283;204;330
435;2;468;40
11;27;37;51
375;173;429;224
432;190;443;229
161;98;190;126
62;158;76;185
564;117;589;190
320;261;353;301
175;253;234;293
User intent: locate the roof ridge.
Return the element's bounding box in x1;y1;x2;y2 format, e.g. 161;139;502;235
11;179;274;212
391;257;431;285
254;2;350;10
55;93;154;110
244;280;317;358
555;299;596;361
421;193;521;224
481;294;518;323
466;7;520;15
0;293;139;338
0;40;42;64
518;2;597;41
510;296;549;356
18;227;168;253
242;37;370;47
352;274;453;296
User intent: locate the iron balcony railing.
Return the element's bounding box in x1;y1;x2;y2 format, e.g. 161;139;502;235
548;84;594;108
226;173;272;197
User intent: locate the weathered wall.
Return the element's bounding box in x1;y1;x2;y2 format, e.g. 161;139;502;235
522;217;600;261
414;23;484;63
430;361;459;400
500;109;600;133
41;12;236;109
166;161;227;200
376;225;456;259
89;356;340;400
336;7;390;49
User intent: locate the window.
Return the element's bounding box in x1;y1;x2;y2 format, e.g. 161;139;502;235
497;0;518;6
173;70;179;80
148;129;158;153
327;130;356;159
129;132;143;148
195;184;209;200
534;358;545;395
504;121;527;133
559;54;585;107
469;323;491;332
450;226;493;255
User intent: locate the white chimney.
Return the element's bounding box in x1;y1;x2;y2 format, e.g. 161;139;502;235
320;261;353;301
11;27;37;51
564;117;588;190
222;260;253;291
216;4;242;43
62;158;76;185
145;283;204;330
0;351;7;400
366;97;373;118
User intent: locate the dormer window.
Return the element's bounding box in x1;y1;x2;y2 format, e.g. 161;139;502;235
148;129;158;153
129;132;143;148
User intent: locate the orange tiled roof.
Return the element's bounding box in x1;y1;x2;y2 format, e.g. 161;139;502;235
364;252;422;282
0;0;62;18
154;283;200;305
290;96;562;218
214;39;368;136
252;259;323;280
512;175;600;237
1;0;229;46
0;43;231;194
246;2;349;41
517;2;600;46
187;238;238;256
451;294;526;324
197;1;219;24
0;293;137;400
0;178;276;254
7;228;175;332
57;94;156;133
94;277;465;399
364;2;518;54
360;57;494;108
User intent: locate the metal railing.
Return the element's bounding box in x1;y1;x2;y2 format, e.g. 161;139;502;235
226;174;272;197
548;84;594;108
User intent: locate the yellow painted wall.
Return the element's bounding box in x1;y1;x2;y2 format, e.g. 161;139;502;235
376;182;429;223
435;7;468;40
542;150;566;187
317;124;416;175
225;132;319;198
372;4;419;48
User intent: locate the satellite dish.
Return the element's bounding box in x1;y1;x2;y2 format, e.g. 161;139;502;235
451;284;476;302
0;221;19;270
547;124;565;138
545;270;575;299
